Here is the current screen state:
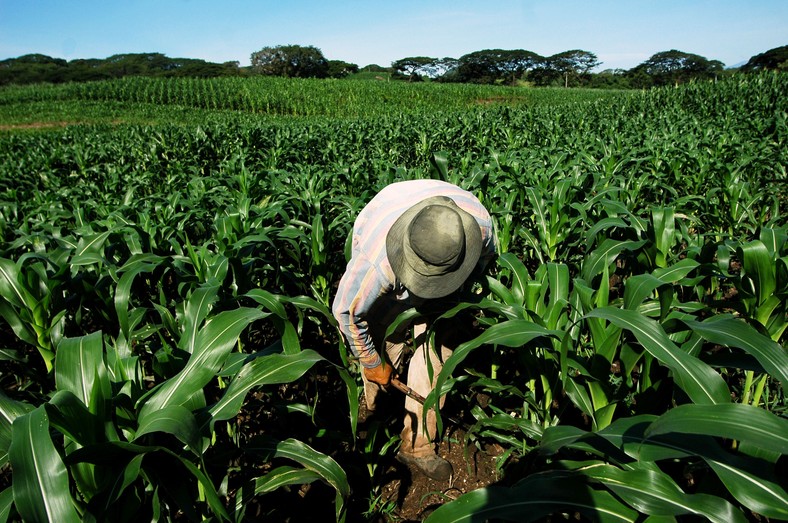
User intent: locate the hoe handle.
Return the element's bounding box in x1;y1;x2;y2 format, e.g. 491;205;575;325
390;377;472;432
390;377;426;404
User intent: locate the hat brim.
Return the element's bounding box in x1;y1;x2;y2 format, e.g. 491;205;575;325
386;195;482;299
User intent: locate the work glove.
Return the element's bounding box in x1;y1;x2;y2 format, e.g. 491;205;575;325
363;360;393;387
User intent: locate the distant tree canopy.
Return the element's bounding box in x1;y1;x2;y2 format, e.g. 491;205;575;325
391;57;457;80
0;44;784;88
326;60;359;79
741;45;788;72
434;48;600;87
448;49;542;84
530;50;601;87
250;45;329;78
0;52;241;85
627;49;724;87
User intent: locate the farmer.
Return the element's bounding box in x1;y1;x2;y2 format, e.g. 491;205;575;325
332;179;497;481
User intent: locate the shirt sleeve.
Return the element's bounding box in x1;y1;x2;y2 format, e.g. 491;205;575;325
480;222;497;269
331;252;392;368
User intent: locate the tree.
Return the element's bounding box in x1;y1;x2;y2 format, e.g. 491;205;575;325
590;68;631;89
553;50;601;87
326;60;358;78
391;56;437;80
451;49;541;84
741;45;788;72
250;45;329;78
629;49;723;86
433;57;459;79
530;50;600;87
0;54;68;85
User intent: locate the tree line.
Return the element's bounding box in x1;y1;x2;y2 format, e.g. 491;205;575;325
1;44;786;88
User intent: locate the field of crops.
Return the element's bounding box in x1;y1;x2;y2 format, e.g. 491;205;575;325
0;73;786;522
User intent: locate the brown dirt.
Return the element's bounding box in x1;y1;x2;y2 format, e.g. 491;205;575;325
357;397;503;522
0;121;75;131
0;120;126;131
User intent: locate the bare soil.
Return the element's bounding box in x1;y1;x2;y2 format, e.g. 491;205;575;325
364;402;504;522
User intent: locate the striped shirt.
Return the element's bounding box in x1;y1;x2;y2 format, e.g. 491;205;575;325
332;179;496;368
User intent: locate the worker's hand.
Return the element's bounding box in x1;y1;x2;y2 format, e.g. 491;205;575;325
363;360;393;387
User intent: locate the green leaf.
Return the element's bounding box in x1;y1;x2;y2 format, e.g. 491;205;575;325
55;331;110;416
114;256;162;345
684;315;788;392
424;470;638;523
472;413;543;441
497;252;530;306
179;284;220;354
46;390;104;447
140;307;264;417
337;366;360;438
581;464;746;523
248;437;349;521
74;230;113;258
541;414;788;520
0;391;34;468
646;403;788;455
0;258;33;309
624;259;699;310
581;239;646;282
738;240;776;307
104;453;144;508
233;466;322;518
208;350;324;423
9;407;81;523
586;307;730;404
0;486;13;523
637;433;788;519
244;289;288;319
134;405;200;453
539;425;589;455
426;320;560;415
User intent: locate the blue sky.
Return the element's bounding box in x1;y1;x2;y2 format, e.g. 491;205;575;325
0;1;785;70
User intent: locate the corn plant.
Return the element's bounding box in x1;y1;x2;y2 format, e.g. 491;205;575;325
1;71;786;521
1;281;351;522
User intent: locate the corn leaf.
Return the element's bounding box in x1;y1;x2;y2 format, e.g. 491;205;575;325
424;470;639;523
55;331;110;416
248;436;349;521
0;258;33;309
134;405;200;454
581;239;646;282
179;284;220;354
645;403;788;455
208;349;324;423
624;259;699;310
0;486;13;523
9;407;81;523
738;240;776;307
0;392;34;469
580;464;746;523
684;315;788;392
497;252;530;306
426;319;560;415
139;306;264;417
586;307;730;404
233;466;322;518
637;433;788;520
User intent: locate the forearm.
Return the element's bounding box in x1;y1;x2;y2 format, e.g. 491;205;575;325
335;312;382;368
332;257;389;368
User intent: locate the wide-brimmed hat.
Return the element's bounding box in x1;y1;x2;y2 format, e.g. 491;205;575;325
386;195;482;299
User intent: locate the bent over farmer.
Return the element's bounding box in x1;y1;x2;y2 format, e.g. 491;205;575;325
332;179;497;481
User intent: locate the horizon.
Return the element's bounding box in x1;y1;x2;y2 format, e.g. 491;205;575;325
1;1;786;72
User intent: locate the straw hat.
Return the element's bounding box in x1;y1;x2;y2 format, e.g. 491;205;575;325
386;195;482;299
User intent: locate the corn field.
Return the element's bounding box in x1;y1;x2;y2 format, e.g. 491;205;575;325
0;73;786;522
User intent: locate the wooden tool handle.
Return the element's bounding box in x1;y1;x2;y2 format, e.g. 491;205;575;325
390;377;426;404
